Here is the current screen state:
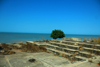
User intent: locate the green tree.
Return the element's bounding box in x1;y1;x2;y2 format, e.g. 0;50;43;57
50;29;65;39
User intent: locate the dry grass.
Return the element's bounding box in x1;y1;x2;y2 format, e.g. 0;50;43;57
84;37;100;44
88;60;93;63
1;42;48;54
1;43;12;50
3;50;16;55
21;43;48;53
0;43;16;55
93;37;100;44
34;40;50;43
83;38;87;42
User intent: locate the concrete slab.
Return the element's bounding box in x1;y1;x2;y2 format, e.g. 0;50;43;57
0;55;10;67
0;50;71;67
0;50;100;67
74;61;100;67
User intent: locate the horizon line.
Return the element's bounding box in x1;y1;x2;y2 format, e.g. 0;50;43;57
0;32;99;36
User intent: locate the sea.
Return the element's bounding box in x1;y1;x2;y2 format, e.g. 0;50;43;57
0;32;99;43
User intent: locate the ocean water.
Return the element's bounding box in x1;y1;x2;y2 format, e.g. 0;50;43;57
0;32;99;43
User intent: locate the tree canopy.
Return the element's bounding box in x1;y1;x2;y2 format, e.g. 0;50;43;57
50;29;65;39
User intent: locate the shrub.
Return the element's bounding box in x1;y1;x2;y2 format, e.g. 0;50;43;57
50;29;65;39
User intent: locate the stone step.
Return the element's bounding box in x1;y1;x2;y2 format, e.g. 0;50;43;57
49;42;79;49
46;44;79;53
48;42;100;55
83;47;100;52
78;51;94;58
46;47;88;61
46;47;72;56
79;51;91;55
46;44;94;58
75;56;87;61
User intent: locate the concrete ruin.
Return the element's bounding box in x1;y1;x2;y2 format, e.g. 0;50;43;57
27;39;100;63
1;38;100;67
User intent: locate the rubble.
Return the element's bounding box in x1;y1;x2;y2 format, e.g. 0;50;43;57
29;59;36;62
3;50;16;55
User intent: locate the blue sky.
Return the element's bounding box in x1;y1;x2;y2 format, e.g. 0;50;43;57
0;0;100;35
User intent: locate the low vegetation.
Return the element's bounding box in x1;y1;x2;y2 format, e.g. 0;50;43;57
50;29;65;39
0;42;49;55
83;37;100;44
34;40;50;43
21;43;47;52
